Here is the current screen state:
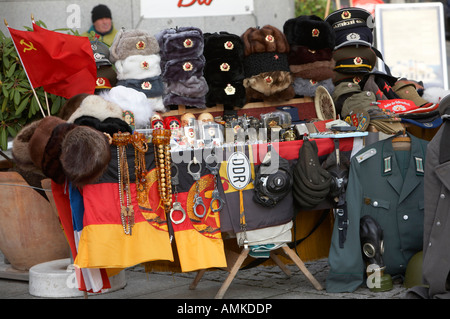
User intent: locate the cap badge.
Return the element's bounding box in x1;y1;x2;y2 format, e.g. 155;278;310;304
136;41;146;50
347;33;361;41
91;44;97;51
94;52;105;61
183;38;193;48
353;77;361;84
141;60;149;69
96;78;105;86
224;41;234;50
183;62;193;71
224;84;236;95
341;11;351;19
310;79;318;85
354;57;363;65
265;35;275;42
220;63;230;72
308;49;316;54
264;76;273;85
312;29;320;37
141;81;152;90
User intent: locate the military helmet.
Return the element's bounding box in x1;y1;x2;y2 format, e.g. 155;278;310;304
404;251;426;289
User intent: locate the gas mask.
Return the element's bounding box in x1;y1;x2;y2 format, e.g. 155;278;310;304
360;215;393;292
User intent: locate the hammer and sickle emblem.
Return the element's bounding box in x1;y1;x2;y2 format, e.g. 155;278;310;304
20;39;37;53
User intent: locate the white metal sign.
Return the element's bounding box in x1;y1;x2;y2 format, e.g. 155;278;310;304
140;0;254;19
226;152;251;190
375;3;448;89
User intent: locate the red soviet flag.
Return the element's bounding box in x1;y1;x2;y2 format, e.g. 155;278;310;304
8;23;96;98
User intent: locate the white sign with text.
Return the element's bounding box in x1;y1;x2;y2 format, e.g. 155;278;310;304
140;0;254;18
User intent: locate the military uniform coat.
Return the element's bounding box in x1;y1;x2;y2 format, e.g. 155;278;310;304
326;133;428;293
408;120;450;298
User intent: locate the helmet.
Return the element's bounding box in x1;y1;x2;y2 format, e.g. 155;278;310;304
404;251;425;288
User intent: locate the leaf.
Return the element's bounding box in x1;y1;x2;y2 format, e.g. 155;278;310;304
0;127;7;151
6;125;17;138
15;96;29;115
13;89;20;105
1;97;8;113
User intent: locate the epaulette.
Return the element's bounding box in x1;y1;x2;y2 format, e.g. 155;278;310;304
356;148;376;163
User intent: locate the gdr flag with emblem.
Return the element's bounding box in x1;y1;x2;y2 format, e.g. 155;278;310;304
8;23;96;98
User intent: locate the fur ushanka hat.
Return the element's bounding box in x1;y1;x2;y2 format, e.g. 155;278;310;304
109;29;160;63
283;15;335;50
203;32;246;108
115;54;162;80
13;116;112;186
157;26;208;109
242;25;294;102
156;26;204;60
241;25;290;56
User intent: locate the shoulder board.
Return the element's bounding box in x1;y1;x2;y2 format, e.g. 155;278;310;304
356;148;376;163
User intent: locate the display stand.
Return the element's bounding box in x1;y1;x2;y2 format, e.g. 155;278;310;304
189;245;323;299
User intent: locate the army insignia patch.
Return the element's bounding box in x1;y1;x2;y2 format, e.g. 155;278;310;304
224;41;234;50
136;40;146;50
265;35;274;42
183;62;193;71
356;148;376;163
141;81;152;90
353;57;363;65
224;84;236;95
341;11;351;19
415;157;424;174
183;38;193;48
383;156;392;173
346;33;361;41
96;78;105;86
220;63;230;72
264;76;273;85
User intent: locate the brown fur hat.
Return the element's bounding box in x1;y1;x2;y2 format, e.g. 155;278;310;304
12;120;42;174
109;29;160;63
58;93;89;121
243;71;294;96
60;126;111;187
241;25;290;57
41;122;77;184
288;45;333;65
28;116;66;170
290;60;336;81
245;83;295;103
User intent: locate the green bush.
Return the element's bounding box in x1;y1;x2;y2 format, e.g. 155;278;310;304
295;0;333;19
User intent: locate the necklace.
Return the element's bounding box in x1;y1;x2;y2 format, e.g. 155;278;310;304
112;132;134;235
152;129;172;213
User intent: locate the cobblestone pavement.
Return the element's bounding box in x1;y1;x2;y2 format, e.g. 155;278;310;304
0;257;409;300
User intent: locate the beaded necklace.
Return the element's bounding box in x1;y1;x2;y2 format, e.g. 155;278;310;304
152;129;172;213
112;132;134;235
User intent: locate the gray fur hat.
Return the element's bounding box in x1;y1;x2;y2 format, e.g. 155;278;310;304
109;29;160;63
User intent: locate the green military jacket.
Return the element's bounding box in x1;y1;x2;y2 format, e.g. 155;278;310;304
326;133;428;293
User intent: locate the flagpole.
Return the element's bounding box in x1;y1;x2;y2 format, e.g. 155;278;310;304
4;18;46;118
31;14;51;116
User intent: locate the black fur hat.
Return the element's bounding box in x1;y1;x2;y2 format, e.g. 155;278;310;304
283;15;335;50
205;82;246;109
203;32;245;60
